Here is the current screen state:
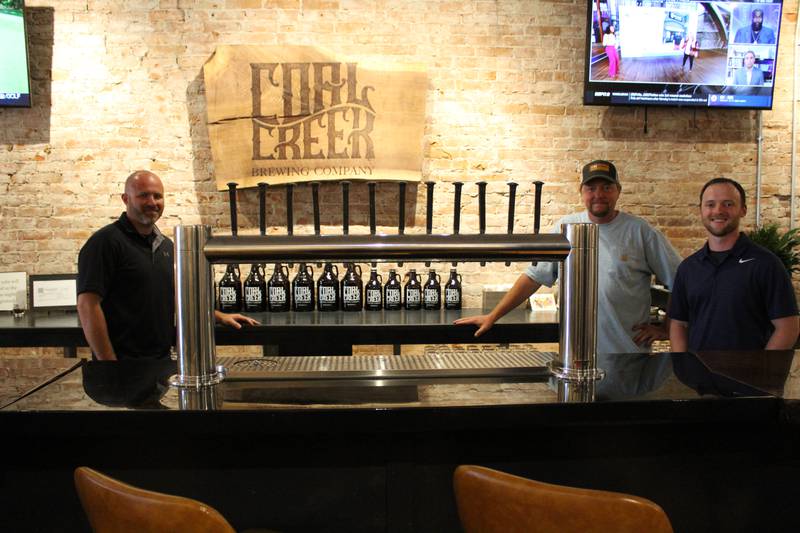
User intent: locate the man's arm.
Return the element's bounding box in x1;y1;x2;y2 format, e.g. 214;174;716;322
453;274;541;337
669;318;689;352
765;316;800;350
76;292;117;361
214;310;260;329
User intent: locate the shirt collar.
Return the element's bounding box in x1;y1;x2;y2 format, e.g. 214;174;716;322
117;212;165;250
700;232;751;261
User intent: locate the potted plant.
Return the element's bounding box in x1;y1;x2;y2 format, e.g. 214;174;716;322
747;223;800;275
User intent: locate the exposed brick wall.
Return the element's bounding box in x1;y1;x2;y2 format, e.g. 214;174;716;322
0;1;798;356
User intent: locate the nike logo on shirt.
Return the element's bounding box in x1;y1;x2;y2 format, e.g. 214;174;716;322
739;258;755;264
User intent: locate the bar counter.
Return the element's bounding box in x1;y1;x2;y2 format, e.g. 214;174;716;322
2;350;800;532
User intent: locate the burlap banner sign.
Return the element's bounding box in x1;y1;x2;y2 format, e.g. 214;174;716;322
203;45;427;190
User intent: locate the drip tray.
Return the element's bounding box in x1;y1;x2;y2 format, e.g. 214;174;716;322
218;349;555;387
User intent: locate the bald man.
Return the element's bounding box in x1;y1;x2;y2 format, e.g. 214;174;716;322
77;171;256;360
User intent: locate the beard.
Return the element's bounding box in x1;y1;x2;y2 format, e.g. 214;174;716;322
752;21;763;32
702;216;739;237
589;202;612;219
131;207;162;227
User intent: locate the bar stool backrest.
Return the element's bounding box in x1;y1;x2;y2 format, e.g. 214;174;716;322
453;465;674;533
74;466;236;533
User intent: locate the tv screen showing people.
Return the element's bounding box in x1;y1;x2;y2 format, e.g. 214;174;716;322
584;0;783;109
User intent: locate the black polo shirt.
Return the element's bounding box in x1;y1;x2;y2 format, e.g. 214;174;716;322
77;213;175;359
669;233;798;351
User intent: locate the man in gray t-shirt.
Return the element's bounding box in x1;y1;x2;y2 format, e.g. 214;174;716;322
455;160;682;355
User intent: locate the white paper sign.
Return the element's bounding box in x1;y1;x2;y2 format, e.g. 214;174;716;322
32;278;77;308
530;293;557;312
0;272;26;311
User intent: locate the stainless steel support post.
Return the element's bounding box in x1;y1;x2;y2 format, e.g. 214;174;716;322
170;225;224;388
548;223;603;382
554;378;596;403
177;384;223;410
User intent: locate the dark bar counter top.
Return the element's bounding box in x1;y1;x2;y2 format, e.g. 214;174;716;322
2;350;800;532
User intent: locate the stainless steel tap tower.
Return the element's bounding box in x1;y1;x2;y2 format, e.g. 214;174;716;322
170;223;600;390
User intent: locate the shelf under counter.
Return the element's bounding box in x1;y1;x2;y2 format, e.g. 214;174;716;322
0;308;558;356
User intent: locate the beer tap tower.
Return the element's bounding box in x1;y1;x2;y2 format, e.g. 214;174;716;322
171;181;603;394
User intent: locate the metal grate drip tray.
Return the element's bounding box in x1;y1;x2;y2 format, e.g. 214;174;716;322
218;349;555;383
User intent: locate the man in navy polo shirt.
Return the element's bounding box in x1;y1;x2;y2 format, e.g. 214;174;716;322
77;170;257;360
669;178;798;352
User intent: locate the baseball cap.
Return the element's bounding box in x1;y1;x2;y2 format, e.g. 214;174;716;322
581;160;619;185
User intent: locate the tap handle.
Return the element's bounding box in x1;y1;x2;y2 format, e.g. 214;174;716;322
533;181;544;234
310;181;321;236
257;182;267;236
477;181;487;235
341;181;350;235
452;182;463;235
506;182;518;234
285;183;294;236
425;182;435;234
505;181;518;267
226;182;238;236
398;182;406;235
368;181;377;235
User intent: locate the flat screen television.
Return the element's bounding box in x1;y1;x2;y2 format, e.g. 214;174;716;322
584;0;784;109
0;0;31;107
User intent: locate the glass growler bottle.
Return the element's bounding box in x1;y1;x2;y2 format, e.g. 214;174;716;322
243;264;267;312
422;269;442;310
384;269;402;311
404;269;422;310
317;262;340;311
292;263;315;312
218;264;242;312
444;268;463;310
267;263;291;312
341;263;363;311
364;268;383;311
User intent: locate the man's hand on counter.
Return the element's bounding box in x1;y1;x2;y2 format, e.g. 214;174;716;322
632;322;668;347
453;314;496;338
214;311;260;329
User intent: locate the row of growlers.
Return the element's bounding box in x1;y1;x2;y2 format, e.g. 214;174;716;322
217;263;463;312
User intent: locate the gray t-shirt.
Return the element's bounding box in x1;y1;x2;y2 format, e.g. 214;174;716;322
525;211;681;355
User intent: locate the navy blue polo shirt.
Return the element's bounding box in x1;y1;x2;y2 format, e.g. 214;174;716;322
669;233;797;351
77;213;175;359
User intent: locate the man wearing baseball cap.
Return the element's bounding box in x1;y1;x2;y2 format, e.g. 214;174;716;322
456;160;682;357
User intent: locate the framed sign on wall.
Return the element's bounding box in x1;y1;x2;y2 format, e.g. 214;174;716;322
29;274;78;311
204;45;427;189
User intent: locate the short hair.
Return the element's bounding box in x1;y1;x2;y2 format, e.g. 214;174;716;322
752;9;764;19
699;177;746;206
745;50;756;59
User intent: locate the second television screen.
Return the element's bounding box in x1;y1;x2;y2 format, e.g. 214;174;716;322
584;0;783;109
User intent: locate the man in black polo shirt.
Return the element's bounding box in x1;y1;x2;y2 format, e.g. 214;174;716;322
669;178;798;352
77;170;257;360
